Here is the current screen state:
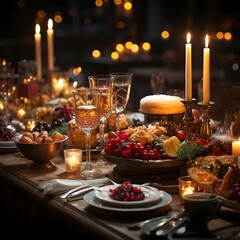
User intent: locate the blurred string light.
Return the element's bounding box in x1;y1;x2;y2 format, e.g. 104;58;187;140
92;50;101;58
54;11;63;23
111;51;119;60
142;42;151;51
216;31;232;40
161;30;170;39
115;43;124;53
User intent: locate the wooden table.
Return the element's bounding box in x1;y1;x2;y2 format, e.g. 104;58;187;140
0;151;239;240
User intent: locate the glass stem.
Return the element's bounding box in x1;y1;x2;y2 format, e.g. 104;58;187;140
99;120;105;151
84;130;92;171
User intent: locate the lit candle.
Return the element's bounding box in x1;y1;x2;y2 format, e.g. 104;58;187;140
203;34;210;105
17;108;26;120
182;186;195;197
47;19;55;72
185;33;192;100
64;149;82;172
232;140;240;156
34;24;42;81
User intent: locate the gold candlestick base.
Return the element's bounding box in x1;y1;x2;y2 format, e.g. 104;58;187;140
181;98;196;145
198;101;215;140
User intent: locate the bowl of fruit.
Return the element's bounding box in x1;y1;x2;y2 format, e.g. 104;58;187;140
13;130;68;164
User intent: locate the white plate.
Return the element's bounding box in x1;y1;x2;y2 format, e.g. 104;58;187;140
94;185;163;207
84;190;172;212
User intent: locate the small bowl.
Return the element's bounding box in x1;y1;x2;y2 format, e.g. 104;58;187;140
13;134;68;163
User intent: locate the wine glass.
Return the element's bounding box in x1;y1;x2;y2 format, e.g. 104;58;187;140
88;74;113;165
110;72;132;131
72;88;102;179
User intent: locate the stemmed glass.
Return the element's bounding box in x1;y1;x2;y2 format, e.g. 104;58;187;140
72;88;102;179
110;72;132;131
88;75;113;164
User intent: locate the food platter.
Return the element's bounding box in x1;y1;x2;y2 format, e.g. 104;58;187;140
102;152;187;186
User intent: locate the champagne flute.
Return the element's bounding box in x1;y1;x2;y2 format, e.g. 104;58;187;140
88;75;113;164
110;72;132;131
72;88;102;179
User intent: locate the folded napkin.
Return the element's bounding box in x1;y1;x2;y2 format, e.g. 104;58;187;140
38;177;109;195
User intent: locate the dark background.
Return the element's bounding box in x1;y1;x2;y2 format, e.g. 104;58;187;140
1;0;240;120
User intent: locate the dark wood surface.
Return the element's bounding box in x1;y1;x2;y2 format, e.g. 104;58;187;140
0;151;239;240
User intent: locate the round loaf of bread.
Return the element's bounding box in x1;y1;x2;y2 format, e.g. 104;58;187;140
140;94;185;115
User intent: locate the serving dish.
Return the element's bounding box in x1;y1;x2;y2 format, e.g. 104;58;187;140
102;152;187;185
84;190;172;212
94;184;163;207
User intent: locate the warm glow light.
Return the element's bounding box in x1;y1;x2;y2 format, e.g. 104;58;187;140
35;24;40;34
73;81;78;88
161;30;169;39
142;42;151;51
48;19;53;30
73;67;82;75
187;32;191;43
92;50;101;58
205;34;209;48
131;44;139;53
216;31;224;39
224;32;232;40
114;0;122;5
116;43;124;52
95;0;103;7
111;51;119;60
54;15;62;23
124;2;132;10
125;41;133;49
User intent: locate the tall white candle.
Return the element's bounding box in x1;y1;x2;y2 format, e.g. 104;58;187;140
47;19;55;72
185;33;192;100
34;24;42;81
203;34;210;105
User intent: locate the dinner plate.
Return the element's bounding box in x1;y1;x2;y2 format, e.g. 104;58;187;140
94;185;163;207
84;190;172;212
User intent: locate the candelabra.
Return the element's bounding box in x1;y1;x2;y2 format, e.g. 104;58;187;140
181;99;196;145
198;101;215;140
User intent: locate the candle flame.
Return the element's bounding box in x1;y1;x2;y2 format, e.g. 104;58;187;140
35;24;40;34
48;19;53;30
187;33;191;43
205;34;209;48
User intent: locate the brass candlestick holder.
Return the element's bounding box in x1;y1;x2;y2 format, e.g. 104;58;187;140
181;98;196;145
198;101;215;139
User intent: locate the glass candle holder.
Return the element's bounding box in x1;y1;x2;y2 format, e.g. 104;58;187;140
178;175;198;202
64;148;82;173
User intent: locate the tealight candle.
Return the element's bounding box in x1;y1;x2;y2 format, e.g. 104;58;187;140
64;149;82;173
51;71;70;98
25;119;37;132
178;175;198;202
